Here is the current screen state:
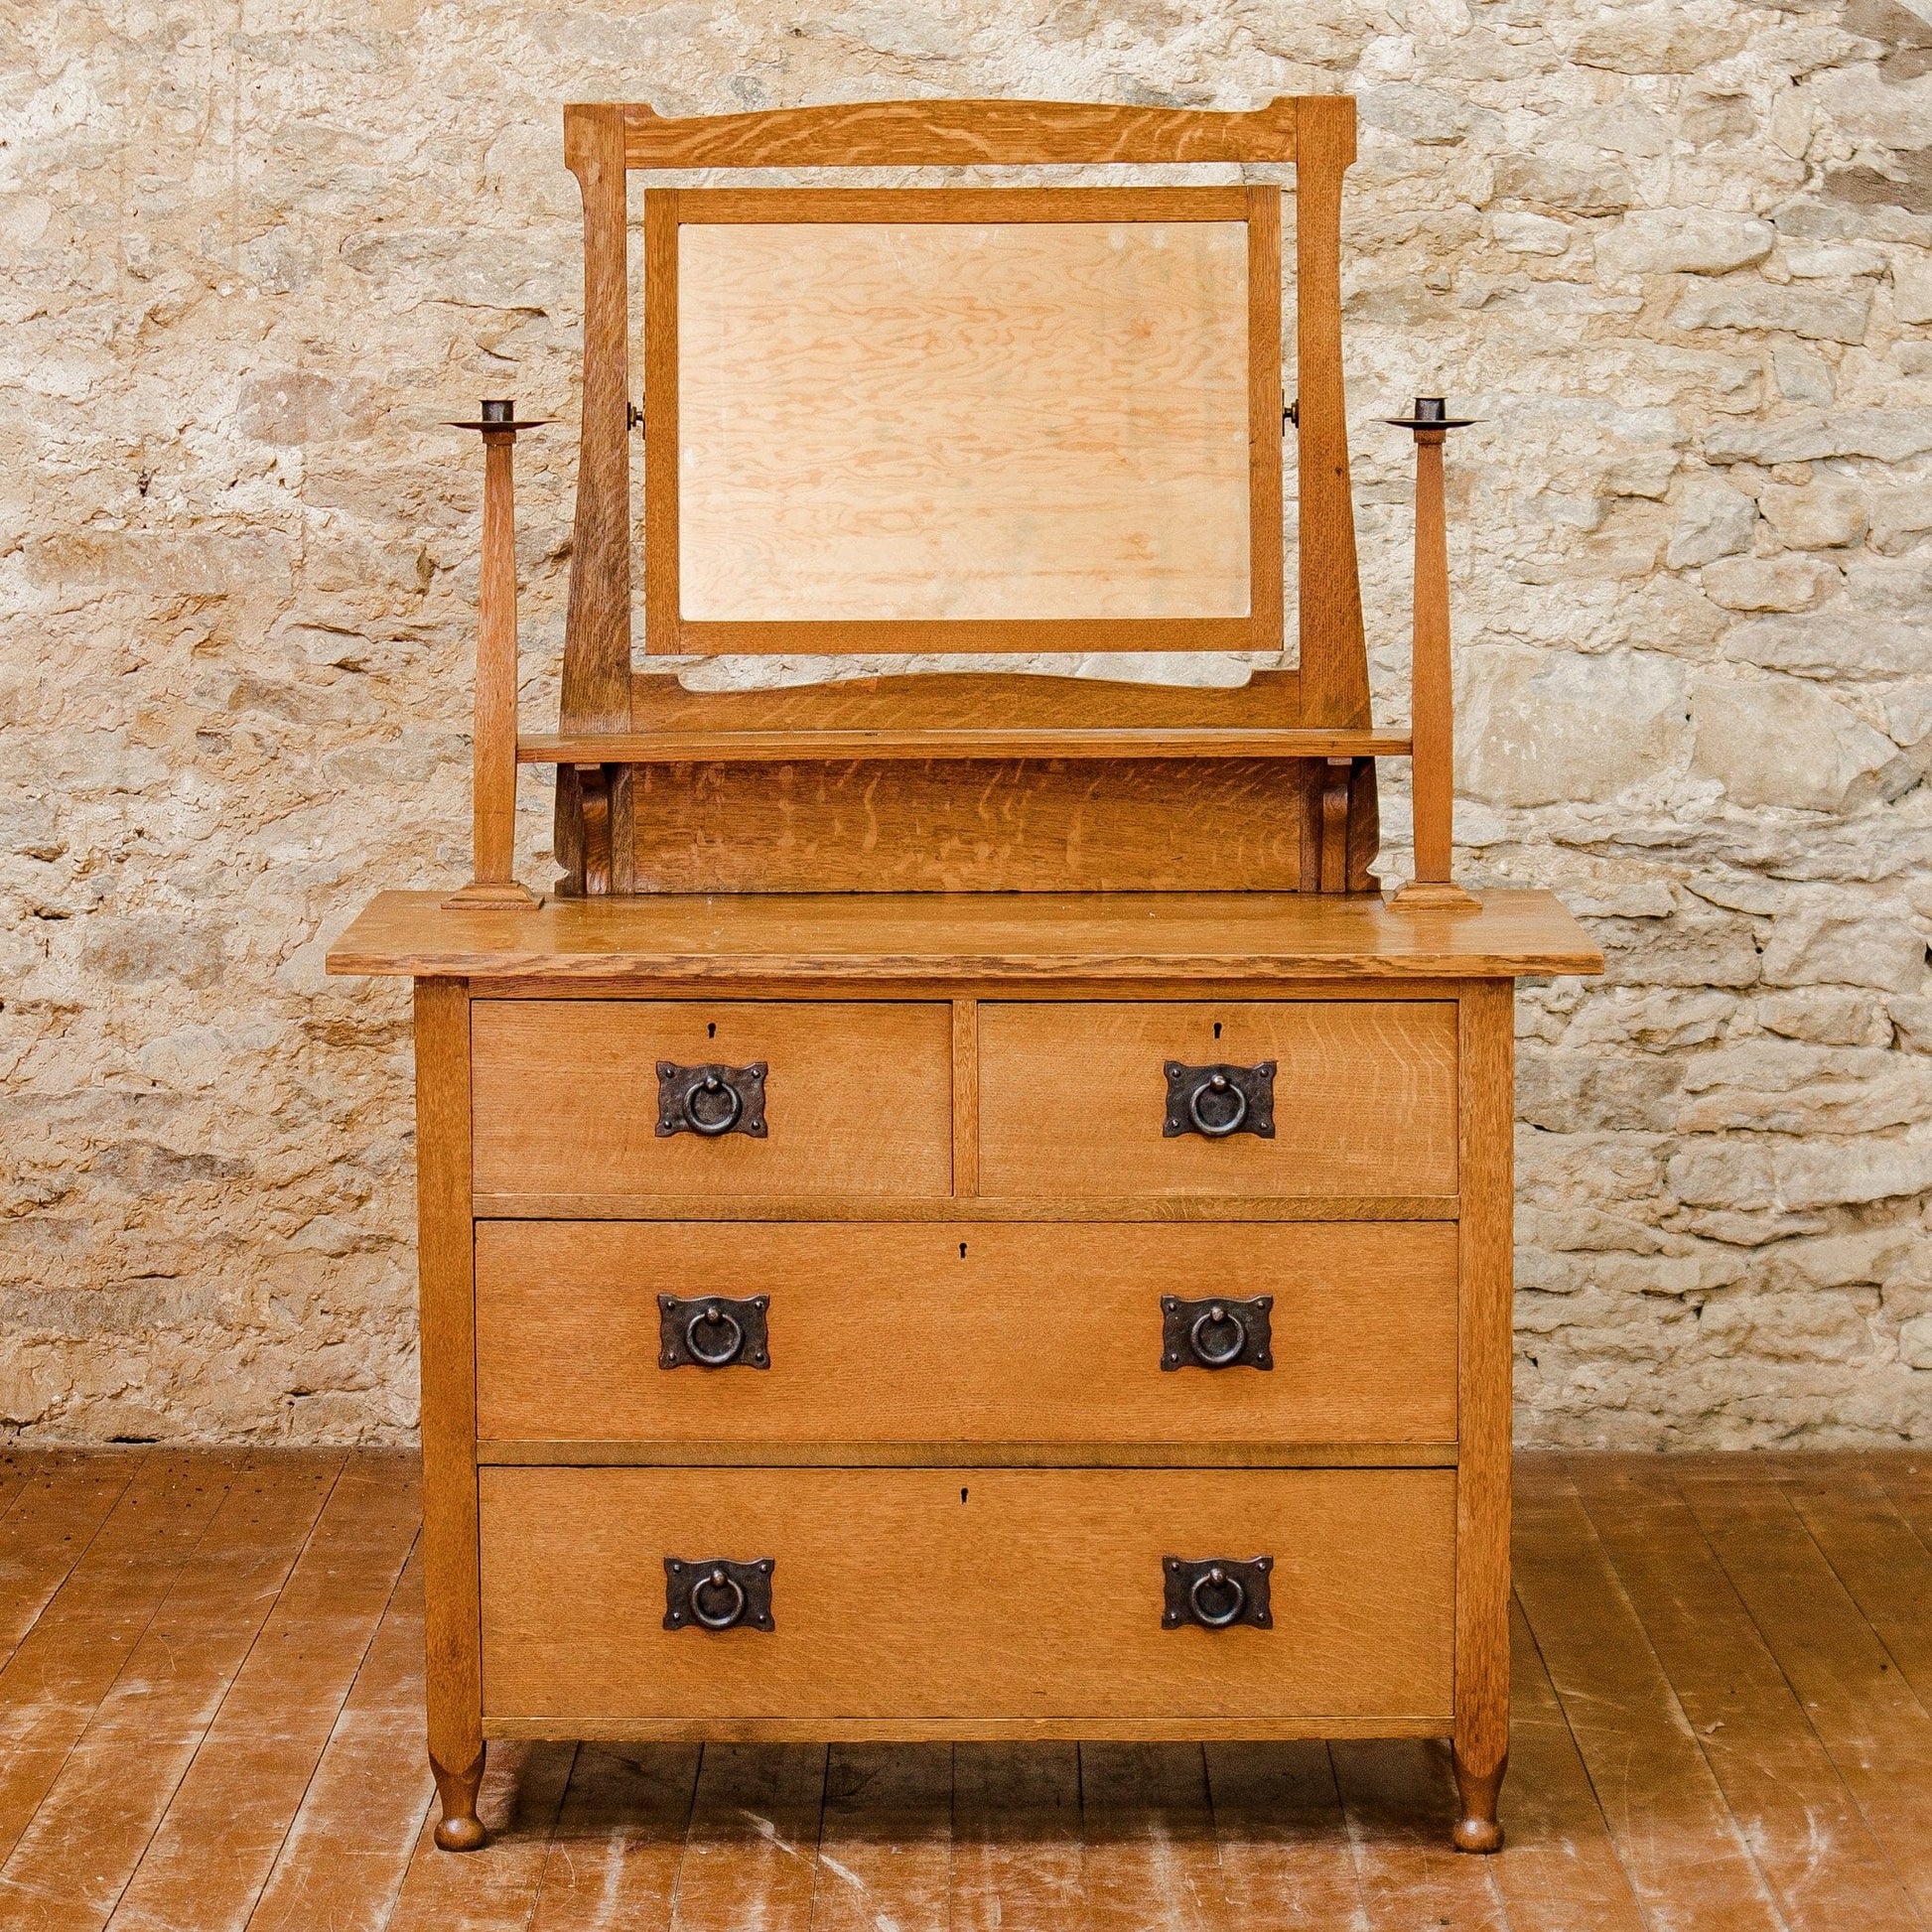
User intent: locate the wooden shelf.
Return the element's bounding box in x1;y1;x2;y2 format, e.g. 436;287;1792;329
517;727;1414;764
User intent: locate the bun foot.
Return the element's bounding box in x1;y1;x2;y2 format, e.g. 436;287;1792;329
431;1746;488;1853
1451;1745;1505;1854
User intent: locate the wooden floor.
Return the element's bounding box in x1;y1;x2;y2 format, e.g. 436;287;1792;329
3;1452;1932;1930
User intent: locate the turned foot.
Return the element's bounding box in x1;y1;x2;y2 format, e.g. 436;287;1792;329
432;1746;488;1852
1451;1746;1505;1854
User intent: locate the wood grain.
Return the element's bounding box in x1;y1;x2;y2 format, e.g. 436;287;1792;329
628;665;1305;732
664;1745;825;1932
478;1466;1454;1724
809;1745;952;1932
1203;1741;1368;1929
471;1193;1462;1225
105;1453;420;1932
526;1743;698;1932
244;1549;436;1932
614;95;1302;168
977;999;1458;1199
624;756;1310;894
1511;1466;1787;1930
952;998;979;1196
1451;980;1511;1849
1078;1743;1226;1930
1292;95;1368;730
0;1454;146;1673
672;207;1253;626
1571;1457;1921;1932
521;726;1411;763
0;1451;239;1867
0;1455;345;1932
473;1219;1457;1448
328;888;1605;982
470;999;954;1199
952;1743;1081;1932
411;980;483;1849
1404;429;1457;892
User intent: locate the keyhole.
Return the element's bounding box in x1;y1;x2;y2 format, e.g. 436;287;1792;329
707;1022;717;1039
959;1242;967;1259
961;1487;969;1504
1213;1022;1222;1040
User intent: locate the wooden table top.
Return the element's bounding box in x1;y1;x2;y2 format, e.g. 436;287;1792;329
327;889;1602;983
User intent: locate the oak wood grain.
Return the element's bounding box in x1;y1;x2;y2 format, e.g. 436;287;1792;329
1292;95;1368;731
411;980;483;1848
473;1220;1457;1448
328;888;1604;982
526;1743;698;1932
478;1466;1455;1724
470;999;954;1200
471;1191;1461;1225
1452;980;1512;1849
977;999;1458;1199
520;727;1412;763
612;95;1302;168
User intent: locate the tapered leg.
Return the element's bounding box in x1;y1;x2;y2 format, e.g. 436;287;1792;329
1451;1743;1505;1854
415;981;487;1854
1453;981;1514;1853
433;1746;488;1852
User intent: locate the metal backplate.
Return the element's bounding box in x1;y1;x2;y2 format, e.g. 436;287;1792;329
657;1061;768;1139
659;1294;771;1370
664;1557;775;1632
1163;1556;1274;1630
1161;1295;1274;1371
1163;1061;1277;1139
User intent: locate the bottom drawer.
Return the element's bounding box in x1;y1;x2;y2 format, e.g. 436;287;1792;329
480;1466;1454;1725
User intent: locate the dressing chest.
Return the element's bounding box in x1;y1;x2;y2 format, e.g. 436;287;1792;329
329;92;1601;1856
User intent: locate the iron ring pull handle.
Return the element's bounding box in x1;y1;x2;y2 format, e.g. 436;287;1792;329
1188;1565;1247;1629
691;1566;748;1630
686;1070;744;1138
1187;1071;1248;1139
684;1304;745;1368
1189;1305;1247;1368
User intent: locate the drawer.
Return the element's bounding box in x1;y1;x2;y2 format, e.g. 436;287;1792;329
480;1466;1454;1724
977;1001;1457;1200
471;1000;953;1200
476;1221;1457;1448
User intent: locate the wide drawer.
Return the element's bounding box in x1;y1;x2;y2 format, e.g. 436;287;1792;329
471;1000;953;1200
475;1220;1457;1448
479;1466;1454;1723
978;1001;1457;1200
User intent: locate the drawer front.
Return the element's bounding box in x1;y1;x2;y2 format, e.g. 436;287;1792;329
476;1221;1457;1448
471;1001;953;1200
480;1466;1453;1723
978;1001;1457;1200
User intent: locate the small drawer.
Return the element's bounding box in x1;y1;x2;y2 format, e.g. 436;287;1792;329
977;1001;1457;1200
471;1000;953;1201
479;1466;1454;1724
475;1220;1457;1449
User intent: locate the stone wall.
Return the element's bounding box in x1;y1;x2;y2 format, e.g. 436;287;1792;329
3;0;1928;1446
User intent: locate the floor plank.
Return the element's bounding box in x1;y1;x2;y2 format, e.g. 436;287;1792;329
668;1744;826;1932
1571;1454;1919;1932
1487;1597;1647;1932
1512;1460;1787;1932
106;1452;422;1932
809;1744;951;1932
383;1740;576;1932
1077;1742;1227;1932
244;1550;435;1932
1204;1740;1369;1931
525;1743;698;1932
0;1451;241;1868
0;1453;148;1673
1330;1740;1509;1932
951;1742;1082;1932
1678;1460;1932;1927
0;1451;345;1932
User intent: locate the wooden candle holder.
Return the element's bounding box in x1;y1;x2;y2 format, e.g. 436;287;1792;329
443;399;544;911
1388;397;1480;910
